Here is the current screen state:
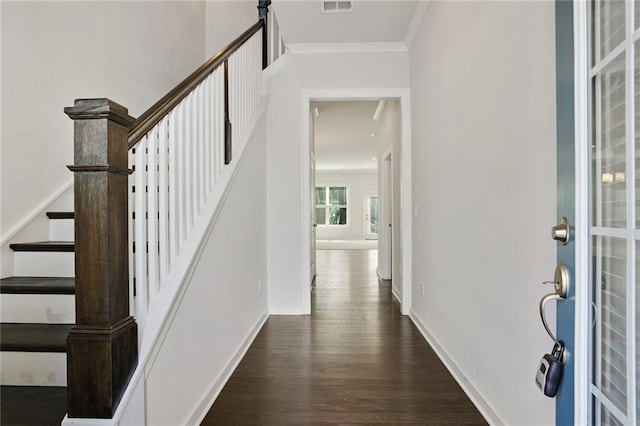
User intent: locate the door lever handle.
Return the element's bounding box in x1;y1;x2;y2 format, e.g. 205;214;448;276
540;293;562;345
539;264;570;344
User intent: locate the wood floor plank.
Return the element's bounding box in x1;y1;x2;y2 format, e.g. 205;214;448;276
202;249;487;425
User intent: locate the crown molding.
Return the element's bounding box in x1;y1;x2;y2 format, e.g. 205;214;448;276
287;42;408;54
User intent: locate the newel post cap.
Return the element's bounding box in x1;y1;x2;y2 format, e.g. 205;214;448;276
64;98;136;128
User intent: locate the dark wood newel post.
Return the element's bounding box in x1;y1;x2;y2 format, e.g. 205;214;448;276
64;98;138;419
258;0;271;69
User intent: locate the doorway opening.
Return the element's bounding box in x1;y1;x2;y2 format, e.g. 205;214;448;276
311;100;382;252
300;89;412;315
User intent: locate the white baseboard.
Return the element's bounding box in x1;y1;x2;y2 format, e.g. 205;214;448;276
391;287;401;305
409;310;504;426
188;311;269;425
316;239;377;250
269;306;307;315
376;267;391;281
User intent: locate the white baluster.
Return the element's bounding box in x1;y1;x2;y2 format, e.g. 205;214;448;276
197;82;205;209
229;54;235;151
211;72;218;182
270;14;275;64
184;94;194;233
128;149;136;319
215;68;223;181
147;126;159;303
243;42;248;135
234;53;240;147
256;34;260;108
158;117;169;283
176;101;186;248
168;110;178;264
256;34;260;109
134;138;149;328
250;36;255;117
204;75;212;193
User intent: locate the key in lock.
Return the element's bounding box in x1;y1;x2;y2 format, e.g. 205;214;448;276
535;341;565;397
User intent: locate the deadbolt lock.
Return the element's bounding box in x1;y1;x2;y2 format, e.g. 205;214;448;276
551;217;570;245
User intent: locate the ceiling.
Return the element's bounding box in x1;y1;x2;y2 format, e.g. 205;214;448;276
312;100;383;172
272;0;420;45
274;1;414;172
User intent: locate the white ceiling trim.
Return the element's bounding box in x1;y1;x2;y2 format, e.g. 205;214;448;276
403;0;431;50
287;42;407;54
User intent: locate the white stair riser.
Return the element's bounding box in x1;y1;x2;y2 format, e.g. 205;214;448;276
14;252;74;277
1;352;66;386
1;294;75;324
49;219;74;241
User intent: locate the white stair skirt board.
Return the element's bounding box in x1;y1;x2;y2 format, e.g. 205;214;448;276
1;352;67;386
49;219;74;241
14;252;74;277
1;294;75;323
315;239;378;250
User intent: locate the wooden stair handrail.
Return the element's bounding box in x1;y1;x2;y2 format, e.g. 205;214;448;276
128;20;264;148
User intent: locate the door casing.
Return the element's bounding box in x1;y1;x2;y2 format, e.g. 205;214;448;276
572;1;589;423
378;149;393;279
300;88;412;315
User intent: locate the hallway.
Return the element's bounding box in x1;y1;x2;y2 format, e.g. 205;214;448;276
203;249;486;424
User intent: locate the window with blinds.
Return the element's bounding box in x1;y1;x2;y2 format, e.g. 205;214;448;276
590;1;639;424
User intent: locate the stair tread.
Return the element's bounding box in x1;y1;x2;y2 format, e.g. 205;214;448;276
0;386;67;425
9;241;74;252
1;323;72;352
0;277;74;294
46;212;74;220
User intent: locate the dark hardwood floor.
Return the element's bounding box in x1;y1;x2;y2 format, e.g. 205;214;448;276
203;249;487;425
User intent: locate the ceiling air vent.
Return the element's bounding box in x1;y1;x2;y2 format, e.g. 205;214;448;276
321;0;353;13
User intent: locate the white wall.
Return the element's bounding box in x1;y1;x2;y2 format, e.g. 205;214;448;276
144;117;269;426
315;171;377;241
408;2;557;424
266;51;409;313
1;1;206;252
205;1;257;58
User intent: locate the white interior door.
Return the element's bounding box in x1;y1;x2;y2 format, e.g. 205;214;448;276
377;152;392;279
364;192;379;240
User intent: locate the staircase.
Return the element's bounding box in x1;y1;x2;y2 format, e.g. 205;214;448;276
0;5;281;422
0;211;75;424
